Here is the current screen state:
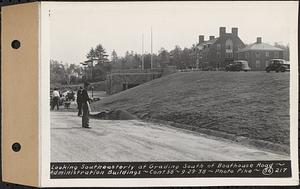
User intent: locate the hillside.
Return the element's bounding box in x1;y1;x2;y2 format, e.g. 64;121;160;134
91;72;290;150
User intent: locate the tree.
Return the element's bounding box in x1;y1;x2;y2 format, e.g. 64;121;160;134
274;42;290;61
50;60;65;86
94;44;109;64
61;63;83;85
86;48;96;60
170;45;183;69
86;44;111;81
157;48;170;68
50;60;83;86
111;49;118;64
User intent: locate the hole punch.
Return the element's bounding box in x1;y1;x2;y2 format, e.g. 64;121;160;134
12;142;21;152
11;40;21;49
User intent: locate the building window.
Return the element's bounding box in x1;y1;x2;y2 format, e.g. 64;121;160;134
265;60;269;67
225;52;233;58
238;53;241;59
217;44;221;51
266;51;269;57
275;51;279;58
217;52;221;58
256;51;260;58
225;39;233;50
256;60;260;68
245;52;249;59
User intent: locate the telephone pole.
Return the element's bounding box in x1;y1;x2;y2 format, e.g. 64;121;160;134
142;33;144;70
150;27;153;69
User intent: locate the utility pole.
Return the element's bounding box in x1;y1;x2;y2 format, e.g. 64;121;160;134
142;33;144;70
150;27;153;69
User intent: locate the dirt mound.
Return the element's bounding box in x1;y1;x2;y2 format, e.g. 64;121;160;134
91;72;290;153
90;109;137;120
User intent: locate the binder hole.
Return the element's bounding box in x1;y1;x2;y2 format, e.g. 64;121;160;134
11;40;21;49
12;143;21;152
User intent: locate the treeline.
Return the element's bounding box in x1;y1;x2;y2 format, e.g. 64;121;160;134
82;44;197;82
51;42;290;86
111;46;197;70
50;60;82;87
274;43;290;61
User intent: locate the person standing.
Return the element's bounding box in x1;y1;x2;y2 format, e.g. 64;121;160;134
82;82;92;128
51;88;60;110
76;87;83;116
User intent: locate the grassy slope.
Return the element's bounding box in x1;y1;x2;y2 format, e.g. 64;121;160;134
91;72;290;146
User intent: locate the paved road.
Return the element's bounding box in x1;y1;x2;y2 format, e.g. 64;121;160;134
51;112;289;162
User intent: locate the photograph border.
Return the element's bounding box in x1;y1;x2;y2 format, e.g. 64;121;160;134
40;1;299;187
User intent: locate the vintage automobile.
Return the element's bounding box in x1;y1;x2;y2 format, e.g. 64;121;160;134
225;60;251;72
265;59;290;73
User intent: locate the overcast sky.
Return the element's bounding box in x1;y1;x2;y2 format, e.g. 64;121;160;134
49;1;298;64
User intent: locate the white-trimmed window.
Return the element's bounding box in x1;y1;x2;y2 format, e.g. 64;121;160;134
225;52;233;58
275;51;279;58
266;51;269;57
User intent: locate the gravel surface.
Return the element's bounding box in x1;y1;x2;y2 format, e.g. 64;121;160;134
51;112;289;162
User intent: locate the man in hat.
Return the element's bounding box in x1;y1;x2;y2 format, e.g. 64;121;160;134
76;86;83;116
81;82;92;128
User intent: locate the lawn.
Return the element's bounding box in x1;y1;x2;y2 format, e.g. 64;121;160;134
91;71;290;151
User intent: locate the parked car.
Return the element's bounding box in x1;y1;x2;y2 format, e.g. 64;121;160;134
265;59;290;73
225;60;251;72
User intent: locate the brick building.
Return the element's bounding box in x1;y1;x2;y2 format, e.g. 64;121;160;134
237;37;284;71
196;27;245;70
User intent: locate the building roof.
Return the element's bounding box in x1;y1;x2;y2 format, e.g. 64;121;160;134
196;38;219;50
238;42;283;52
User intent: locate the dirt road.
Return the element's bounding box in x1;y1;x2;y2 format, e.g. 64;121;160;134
51;112;289;162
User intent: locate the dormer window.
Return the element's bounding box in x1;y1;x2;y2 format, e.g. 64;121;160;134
225;39;233;50
225;39;233;54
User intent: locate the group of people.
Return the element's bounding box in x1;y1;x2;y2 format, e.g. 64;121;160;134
51;82;92;128
76;82;92;128
51;88;75;110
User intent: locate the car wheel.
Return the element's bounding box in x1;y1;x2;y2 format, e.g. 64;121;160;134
280;67;286;72
266;68;271;73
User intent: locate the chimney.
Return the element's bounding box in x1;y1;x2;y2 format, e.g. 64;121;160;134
199;35;204;43
232;27;238;36
209;36;215;40
256;37;262;43
219;27;226;36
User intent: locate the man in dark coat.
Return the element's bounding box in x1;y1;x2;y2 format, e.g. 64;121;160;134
76;87;83;116
82;82;92;128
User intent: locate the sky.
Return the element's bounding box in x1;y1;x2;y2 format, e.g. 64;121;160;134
49;1;298;64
